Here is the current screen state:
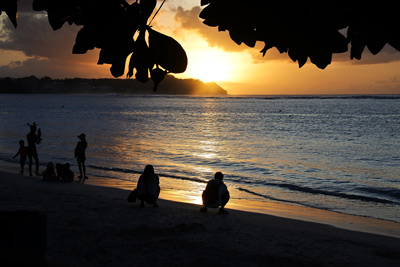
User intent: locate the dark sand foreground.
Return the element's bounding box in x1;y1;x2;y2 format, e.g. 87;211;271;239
1;170;399;267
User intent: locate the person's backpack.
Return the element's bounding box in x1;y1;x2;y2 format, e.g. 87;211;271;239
203;181;220;204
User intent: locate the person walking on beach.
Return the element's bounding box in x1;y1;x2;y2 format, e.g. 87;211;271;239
75;133;88;183
13;139;28;174
200;172;230;214
27;122;41;176
136;165;160;207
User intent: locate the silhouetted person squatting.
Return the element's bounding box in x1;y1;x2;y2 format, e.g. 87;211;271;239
137;165;160;207
13;139;28;174
27;123;41;176
200;172;230;214
42;162;58;181
75;133;88;183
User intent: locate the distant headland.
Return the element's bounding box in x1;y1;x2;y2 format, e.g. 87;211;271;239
0;75;227;95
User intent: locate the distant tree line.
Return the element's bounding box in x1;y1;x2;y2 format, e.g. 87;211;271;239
0;75;227;95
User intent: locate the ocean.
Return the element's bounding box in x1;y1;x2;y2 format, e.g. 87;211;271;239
1;94;399;224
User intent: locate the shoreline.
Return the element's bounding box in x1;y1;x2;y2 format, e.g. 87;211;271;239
85;175;400;238
1;161;399;239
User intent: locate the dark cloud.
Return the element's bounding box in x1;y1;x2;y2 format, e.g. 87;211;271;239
0;53;111;79
15;0;36;13
0;57;64;78
0;12;82;60
342;45;400;65
0;2;109;78
253;44;400;66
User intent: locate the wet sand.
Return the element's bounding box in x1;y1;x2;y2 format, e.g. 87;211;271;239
1;167;400;267
82;174;400;238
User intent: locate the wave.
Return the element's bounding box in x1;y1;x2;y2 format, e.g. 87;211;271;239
237;187;306;206
2;154;397;206
355;186;400;202
255;95;400;100
276;183;398;204
88;165;207;184
88;164;399;206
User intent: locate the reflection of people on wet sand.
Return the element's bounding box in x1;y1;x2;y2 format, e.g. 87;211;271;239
74;133;88;183
27;122;41;176
137;165;160;207
200;172;230;214
13;139;28;174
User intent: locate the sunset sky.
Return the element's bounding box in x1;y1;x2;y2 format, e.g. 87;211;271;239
1;0;400;95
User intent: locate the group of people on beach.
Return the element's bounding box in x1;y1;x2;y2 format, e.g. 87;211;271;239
14;123;230;213
131;165;230;214
13;123;42;177
13;123;88;182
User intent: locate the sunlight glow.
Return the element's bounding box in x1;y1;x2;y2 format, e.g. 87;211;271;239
185;49;235;82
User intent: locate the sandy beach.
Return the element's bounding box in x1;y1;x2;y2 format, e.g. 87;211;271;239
1;169;399;267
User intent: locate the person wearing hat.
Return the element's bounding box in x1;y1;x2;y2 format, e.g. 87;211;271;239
75;133;88;182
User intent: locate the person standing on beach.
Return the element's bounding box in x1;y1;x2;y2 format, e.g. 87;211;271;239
75;133;88;183
200;172;230;214
136;165;160;207
13;139;28;174
27;122;40;176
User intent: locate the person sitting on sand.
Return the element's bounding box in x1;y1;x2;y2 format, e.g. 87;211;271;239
13;139;28;174
136;165;160;207
42;162;58;181
74;133;88;183
56;163;74;182
200;172;230;214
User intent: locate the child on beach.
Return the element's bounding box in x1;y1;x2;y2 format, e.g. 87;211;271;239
13;140;28;174
200;172;230;214
74;133;88;183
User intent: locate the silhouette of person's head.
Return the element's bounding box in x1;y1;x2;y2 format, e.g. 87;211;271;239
215;172;224;181
144;165;155;176
19;140;24;146
78;133;86;140
28;122;37;133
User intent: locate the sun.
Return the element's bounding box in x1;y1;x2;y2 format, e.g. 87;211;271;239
185;49;235;82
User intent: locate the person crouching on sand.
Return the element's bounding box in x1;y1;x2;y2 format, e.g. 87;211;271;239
200;172;230;214
137;165;160;207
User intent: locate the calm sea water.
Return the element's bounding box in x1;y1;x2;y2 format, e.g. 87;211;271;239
1;94;399;223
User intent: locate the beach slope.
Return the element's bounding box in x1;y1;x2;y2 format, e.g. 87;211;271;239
1;171;399;267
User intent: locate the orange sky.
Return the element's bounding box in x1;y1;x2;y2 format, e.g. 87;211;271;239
1;0;400;95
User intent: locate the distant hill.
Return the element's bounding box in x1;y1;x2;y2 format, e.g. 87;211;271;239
0;75;227;95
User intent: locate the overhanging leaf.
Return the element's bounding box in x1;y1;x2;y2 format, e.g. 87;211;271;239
148;27;188;73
